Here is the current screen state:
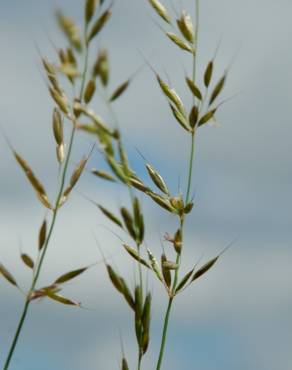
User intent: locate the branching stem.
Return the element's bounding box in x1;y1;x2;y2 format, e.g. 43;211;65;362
155;2;200;369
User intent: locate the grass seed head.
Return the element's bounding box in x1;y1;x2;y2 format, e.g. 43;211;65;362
209;75;226;105
146;164;169;195
84;79;96;104
56;11;82;52
92;49;109;86
38;220;47;251
85;0;97;24
13;151;52;210
177;11;194;43
166;32;194;53
110;80;130;102
21;254;34;269
189;105;199;128
204;60;213;88
161;253;171;287
186;77;202;100
148;0;171;24
0;263;18;287
87;9;112;43
52;108;63;145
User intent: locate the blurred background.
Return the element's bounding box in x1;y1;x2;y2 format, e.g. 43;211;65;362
0;0;292;369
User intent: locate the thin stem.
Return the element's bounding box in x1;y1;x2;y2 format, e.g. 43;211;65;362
185;132;195;204
155;298;173;370
3;32;90;370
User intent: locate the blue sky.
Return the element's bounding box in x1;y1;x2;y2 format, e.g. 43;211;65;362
0;1;291;370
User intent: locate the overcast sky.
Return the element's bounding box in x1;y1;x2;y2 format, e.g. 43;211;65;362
0;1;291;370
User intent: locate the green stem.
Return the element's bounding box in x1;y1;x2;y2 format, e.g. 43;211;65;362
155;298;173;370
185;132;195;204
3;33;90;370
155;133;195;370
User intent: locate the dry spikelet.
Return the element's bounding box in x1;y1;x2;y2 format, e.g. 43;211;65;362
147;191;175;213
189;105;199;128
141;293;151;353
87;10;112;43
148;0;171;23
52;108;63;145
58;49;67;64
130;175;150;193
109;80;130;102
98;205;123;228
76;124;98;135
118;141;130;177
42;58;56;77
191;256;219;282
157;76;184;114
70;156;88;188
133;197;144;244
38;220;47;251
121;279;135;310
209;75;226;105
21;254;34;269
49;87;69;115
169;104;192;132
123;244;150;268
161;254;171;287
175;268;194;294
204;61;213;88
13;151;52;210
106;156;127;183
120;207;136;240
67;48;77;66
0;263;18;287
198;109;217;126
60;157;88;205
56;143;65;164
177;11;194;43
76;105;114;136
134;285;143;340
54;267;88;284
122;358;129;370
166;32;194;53
42;58;61;92
186;77;202;100
146;164;169;195
84;79;96;104
85;0;97;24
46;291;80;306
59;63;80;78
147;249;163;282
106;265;124;293
56;11;82;52
92;49;109;86
173;228;182;254
91;169;116;182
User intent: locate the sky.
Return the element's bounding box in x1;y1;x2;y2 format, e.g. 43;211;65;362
0;1;291;370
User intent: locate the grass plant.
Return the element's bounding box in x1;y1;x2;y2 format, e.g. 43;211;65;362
0;1;231;369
